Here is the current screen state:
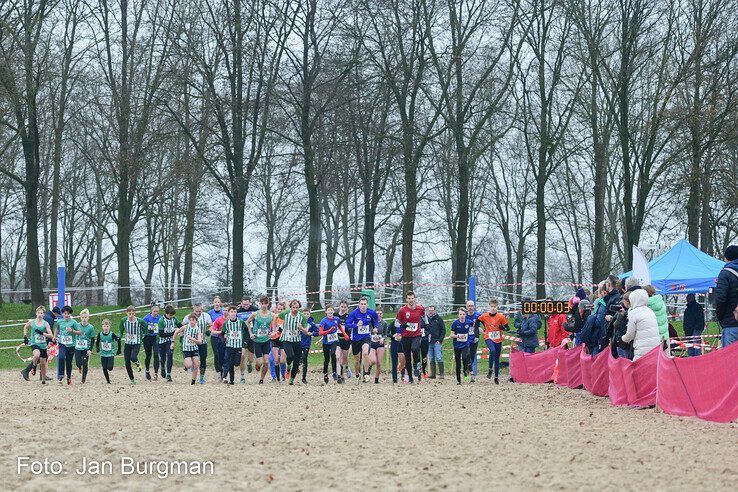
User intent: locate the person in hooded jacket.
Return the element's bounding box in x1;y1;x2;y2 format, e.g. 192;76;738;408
517;312;541;353
712;245;738;347
611;291;633;359
683;294;705;357
619;289;660;361
643;285;668;345
547;309;568;348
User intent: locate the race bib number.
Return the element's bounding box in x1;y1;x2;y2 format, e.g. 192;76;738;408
406;322;419;332
357;325;370;335
488;331;501;342
76;340;89;350
371;334;382;343
326;333;339;343
148;323;157;333
61;335;73;345
125;333;138;344
457;333;468;342
257;327;269;337
228;330;240;342
34;333;45;344
101;341;112;352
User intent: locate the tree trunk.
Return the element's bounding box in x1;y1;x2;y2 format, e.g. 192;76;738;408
232;188;245;302
453;144;470;306
181;178;197;301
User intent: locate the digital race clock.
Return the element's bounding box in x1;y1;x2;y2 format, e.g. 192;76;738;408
521;300;569;315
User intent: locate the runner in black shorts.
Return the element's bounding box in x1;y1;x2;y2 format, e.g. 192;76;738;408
335;300;351;380
20;306;54;383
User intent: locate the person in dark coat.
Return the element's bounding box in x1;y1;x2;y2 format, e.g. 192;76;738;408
683;294;705;357
712;245;738;347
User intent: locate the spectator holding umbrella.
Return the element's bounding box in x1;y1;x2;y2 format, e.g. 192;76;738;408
712;245;738;347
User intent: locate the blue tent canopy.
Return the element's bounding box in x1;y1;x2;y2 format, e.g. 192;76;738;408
620;239;725;294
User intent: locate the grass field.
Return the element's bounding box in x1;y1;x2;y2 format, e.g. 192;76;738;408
0;302;722;374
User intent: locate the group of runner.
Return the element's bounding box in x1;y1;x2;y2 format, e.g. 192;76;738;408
19;291;512;386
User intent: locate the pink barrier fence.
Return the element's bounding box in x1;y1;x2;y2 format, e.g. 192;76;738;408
509;347;560;383
555;345;583;389
608;347;658;408
580;348;609;397
510;340;737;423
656;341;738;423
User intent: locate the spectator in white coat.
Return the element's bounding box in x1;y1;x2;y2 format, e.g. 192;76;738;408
620;289;660;361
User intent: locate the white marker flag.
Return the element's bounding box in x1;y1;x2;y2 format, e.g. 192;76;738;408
632;245;651;287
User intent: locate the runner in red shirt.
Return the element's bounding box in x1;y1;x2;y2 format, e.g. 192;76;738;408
393;291;427;384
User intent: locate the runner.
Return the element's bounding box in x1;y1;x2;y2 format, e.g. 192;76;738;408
269;302;287;382
335;300;351;381
221;306;246;385
318;303;343;384
368;306;389;384
237;296;258;378
209;296;226;380
394;291;427;384
175;314;204;385
119;306;148;385
157;304;179;382
247;297;273;384
56;305;80;385
427;305;446;379
300;307;320;384
465;300;482;382
450;308;472;384
476;298;509;384
20;306;54;383
181;304;212;384
95;319;121;384
346;297;378;383
277;300;310;385
142;305;161;381
72;309;96;384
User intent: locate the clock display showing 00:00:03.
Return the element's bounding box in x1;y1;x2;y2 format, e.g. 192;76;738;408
521;300;569;315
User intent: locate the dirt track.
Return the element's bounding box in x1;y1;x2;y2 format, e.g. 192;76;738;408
0;369;735;491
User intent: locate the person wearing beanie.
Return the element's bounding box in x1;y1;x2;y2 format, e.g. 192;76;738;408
713;245;738;347
683;294;705;357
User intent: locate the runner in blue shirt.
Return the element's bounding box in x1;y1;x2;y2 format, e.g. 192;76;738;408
450;308;473;385
142;305;161;381
465;299;482;382
345;297;379;383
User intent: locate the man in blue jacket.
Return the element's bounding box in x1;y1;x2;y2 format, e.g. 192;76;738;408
517;311;540;353
713;245;738;347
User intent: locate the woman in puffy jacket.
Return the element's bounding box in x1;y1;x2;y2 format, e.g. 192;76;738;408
643;285;668;343
620;289;661;361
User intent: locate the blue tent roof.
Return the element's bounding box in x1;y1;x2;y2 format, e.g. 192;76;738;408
620;239;725;294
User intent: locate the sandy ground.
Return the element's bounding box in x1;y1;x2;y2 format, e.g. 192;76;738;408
0;367;735;492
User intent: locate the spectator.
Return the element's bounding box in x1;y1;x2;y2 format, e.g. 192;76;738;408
547;307;568;348
683;294;705;357
611;291;632;359
517;310;541;354
620;289;660;361
579;300;600;354
643;285;668;344
44;306;60;334
712;245;738;347
575;287;588;301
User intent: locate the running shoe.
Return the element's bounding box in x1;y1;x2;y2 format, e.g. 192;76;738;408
470;376;476;383
31;366;36;376
285;370;291;380
301;378;307;385
135;361;142;372
259;379;264;384
457;381;462;385
130;379;136;385
337;375;344;384
289;377;295;385
20;368;30;381
145;371;151;381
153;372;158;381
363;374;370;383
346;367;352;378
494;377;499;385
200;376;205;385
67;378;72;386
247;363;253;374
374;378;379;384
240;377;246;384
323;374;329;384
356;375;361;385
487;371;492;380
167;375;172;382
332;372;337;381
161;370;166;379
